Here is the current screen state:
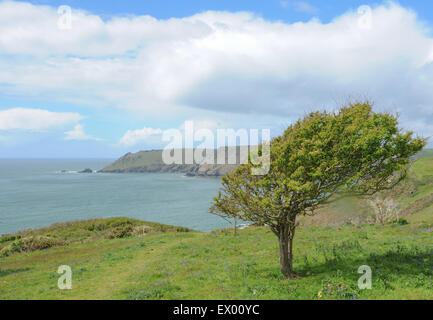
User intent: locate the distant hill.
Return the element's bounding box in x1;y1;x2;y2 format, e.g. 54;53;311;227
299;150;433;226
100;146;251;176
101;147;433;177
413;148;433;160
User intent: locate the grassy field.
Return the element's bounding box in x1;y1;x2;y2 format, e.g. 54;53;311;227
1;211;433;300
2;155;433;300
298;155;433;226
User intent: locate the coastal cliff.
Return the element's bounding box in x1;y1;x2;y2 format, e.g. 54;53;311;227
99;147;250;176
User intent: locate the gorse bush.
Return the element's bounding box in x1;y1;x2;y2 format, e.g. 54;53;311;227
106;226;134;239
86;218;134;231
176;227;190;233
0;236;67;257
0;217;192;256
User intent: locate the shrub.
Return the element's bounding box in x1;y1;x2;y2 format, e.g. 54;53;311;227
0;235;21;244
366;196;400;225
132;225;152;236
392;218;409;225
0;236;67;256
106;226;134;239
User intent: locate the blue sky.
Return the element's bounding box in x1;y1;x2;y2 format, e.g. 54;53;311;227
1;0;433;158
18;0;433;24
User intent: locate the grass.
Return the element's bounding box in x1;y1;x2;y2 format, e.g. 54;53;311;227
2;213;433;299
2;154;433;300
298;156;433;227
0;217;189;246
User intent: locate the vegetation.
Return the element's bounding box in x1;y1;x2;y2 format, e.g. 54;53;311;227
366;195;400;225
0;217;191;257
1;152;433;299
211;102;425;278
2;211;433;299
100;147;248;176
0;104;432;299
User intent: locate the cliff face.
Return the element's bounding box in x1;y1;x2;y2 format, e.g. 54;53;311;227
100;147;250;176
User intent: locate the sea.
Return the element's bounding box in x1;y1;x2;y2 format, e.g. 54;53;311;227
0;159;232;235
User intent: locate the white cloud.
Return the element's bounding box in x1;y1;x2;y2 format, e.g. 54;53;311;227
119;127;163;146
0;1;433;139
119;119;220;147
64;124;101;141
0;108;83;130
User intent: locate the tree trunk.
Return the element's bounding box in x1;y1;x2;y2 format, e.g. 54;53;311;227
233;216;237;236
278;223;295;278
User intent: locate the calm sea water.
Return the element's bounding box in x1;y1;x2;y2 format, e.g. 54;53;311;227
0;159;231;235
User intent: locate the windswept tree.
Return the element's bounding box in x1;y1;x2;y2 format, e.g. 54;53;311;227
210;102;425;278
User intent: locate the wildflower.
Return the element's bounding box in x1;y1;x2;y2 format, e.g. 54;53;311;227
317;291;323;298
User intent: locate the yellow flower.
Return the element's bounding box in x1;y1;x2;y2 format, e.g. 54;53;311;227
317;291;323;298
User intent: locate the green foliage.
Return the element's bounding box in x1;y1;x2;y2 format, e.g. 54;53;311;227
392;218;409;225
3;221;433;299
211;102;426;277
1;236;67;257
0;235;21;244
101;148;242;176
127;280;179;300
0;217;193;256
213;102;425;226
106;226;134;239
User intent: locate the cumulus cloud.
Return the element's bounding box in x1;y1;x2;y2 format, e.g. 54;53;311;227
0;108;83;130
119;119;221;147
64;124;101;141
0;1;433;139
119;127;163;146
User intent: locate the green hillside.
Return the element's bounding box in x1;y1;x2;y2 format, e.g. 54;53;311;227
297;153;433;226
2;213;433;300
100;146;253;176
1;155;433;300
413;148;433;160
101;148;433;178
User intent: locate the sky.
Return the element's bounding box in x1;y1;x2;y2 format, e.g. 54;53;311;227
0;0;433;158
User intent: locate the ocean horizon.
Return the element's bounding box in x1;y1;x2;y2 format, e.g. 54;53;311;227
0;159;231;235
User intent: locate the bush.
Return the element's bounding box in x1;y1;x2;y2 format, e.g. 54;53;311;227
0;236;67;256
106;226;134;239
391;218;409;225
0;235;21;244
366;196;400;225
132;225;152;236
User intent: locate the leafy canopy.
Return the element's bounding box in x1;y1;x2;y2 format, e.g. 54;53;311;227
211;103;426;232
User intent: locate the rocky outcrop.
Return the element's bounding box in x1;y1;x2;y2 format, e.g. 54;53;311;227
99;147;250;177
